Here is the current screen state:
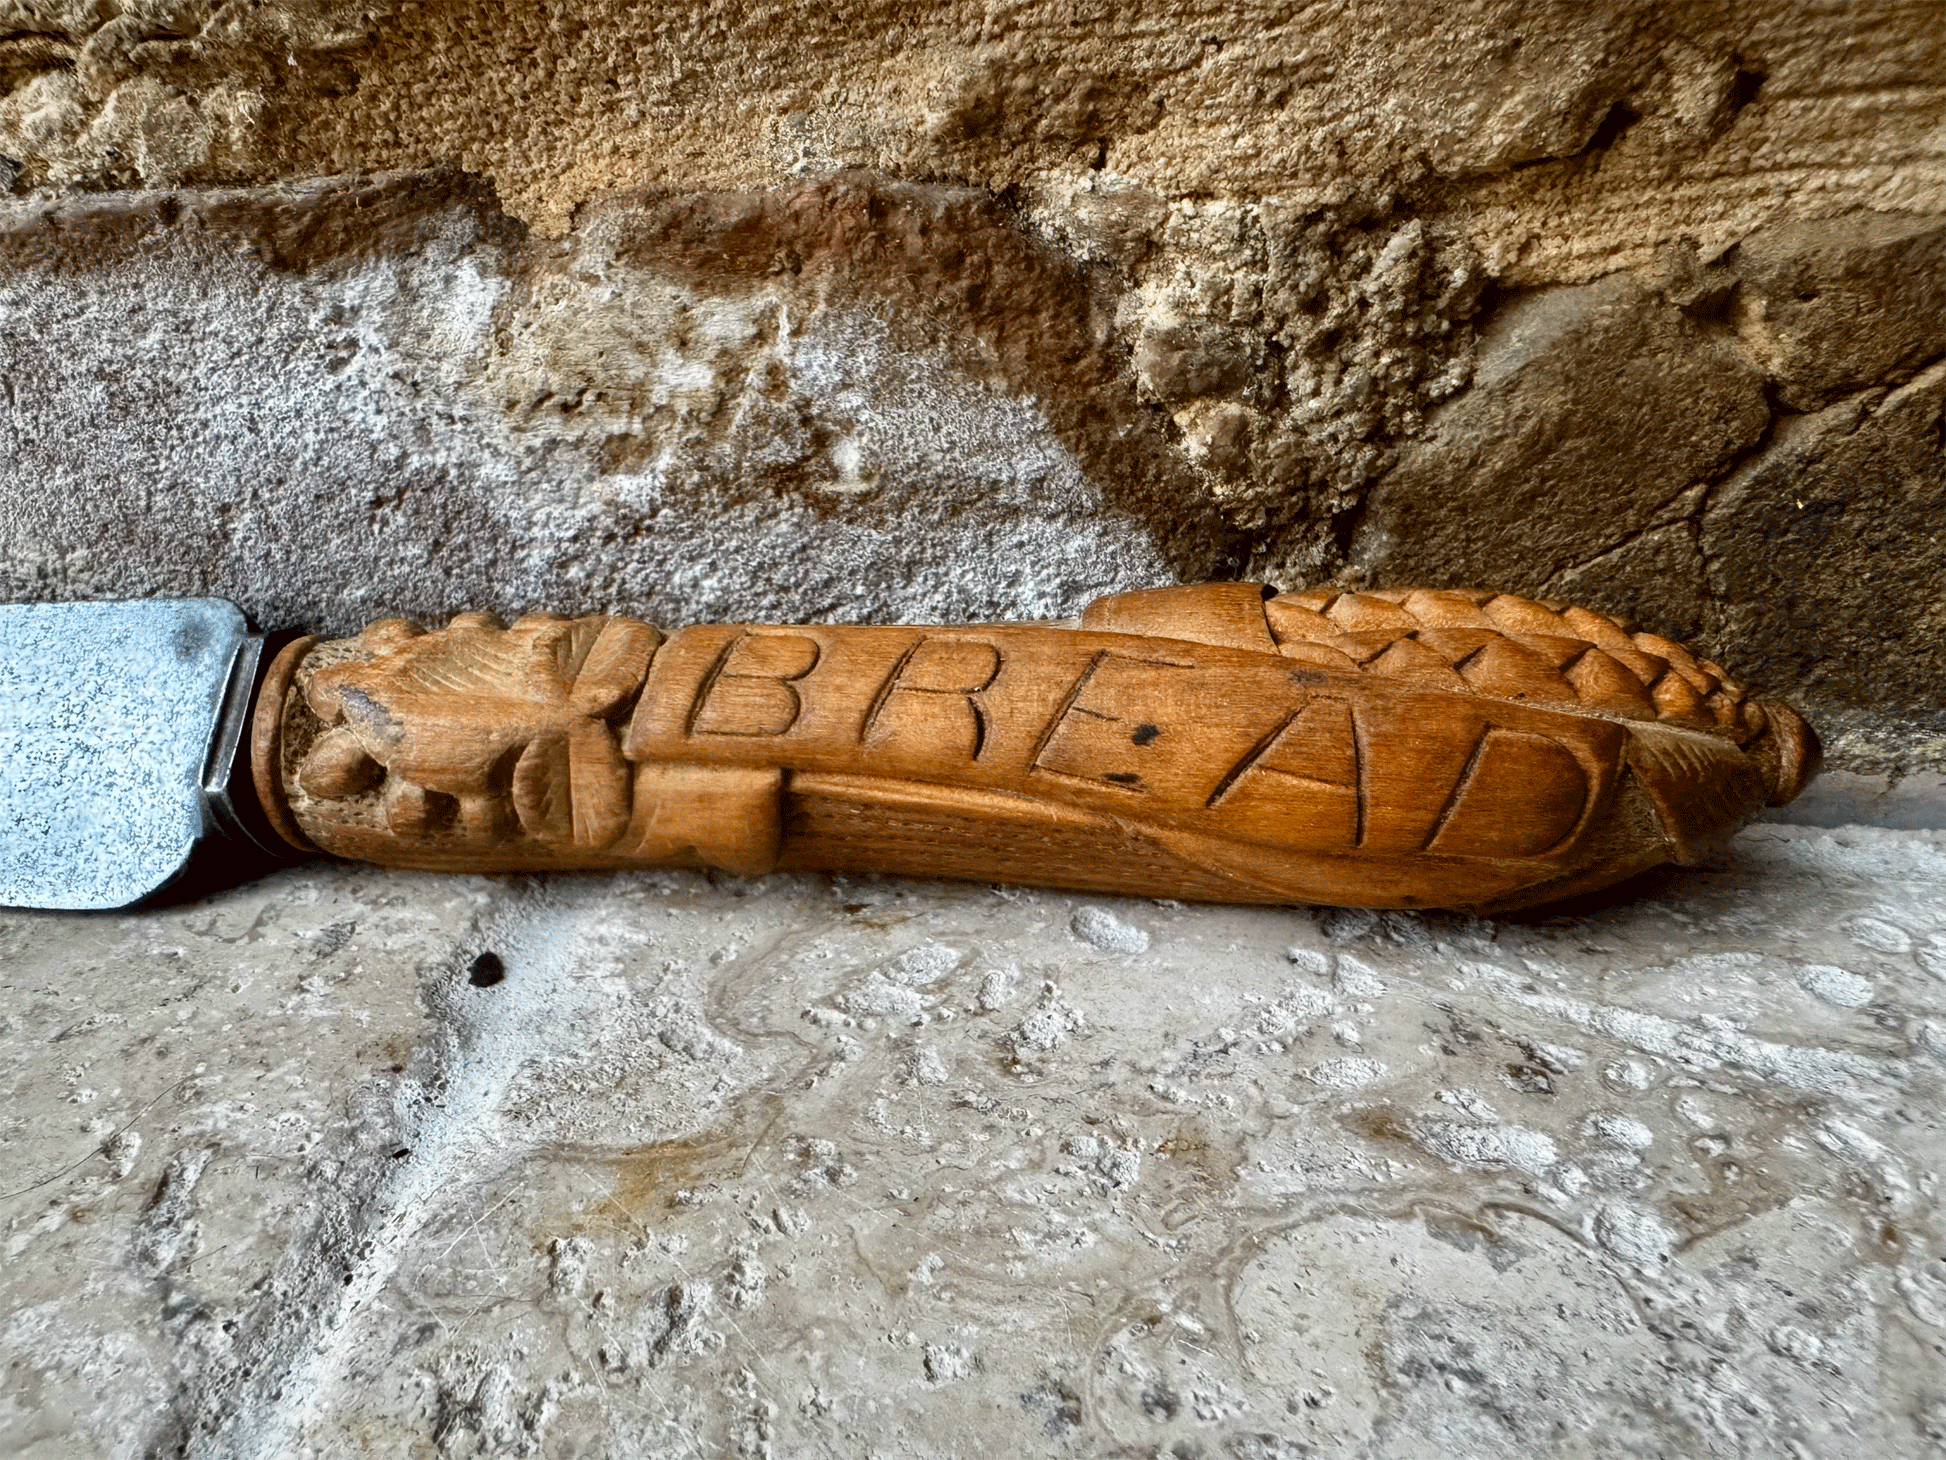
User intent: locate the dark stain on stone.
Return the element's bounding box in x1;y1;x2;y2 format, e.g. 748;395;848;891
1141;1382;1181;1418
1341;1105;1412;1146
1501;1036;1566;1096
1424;1004;1486;1057
466;951;506;987
1502;1058;1555;1096
1419;1208;1531;1271
1019;1379;1084;1437
310;921;357;961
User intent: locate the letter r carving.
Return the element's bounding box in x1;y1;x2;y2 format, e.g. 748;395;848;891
862;637;1002;760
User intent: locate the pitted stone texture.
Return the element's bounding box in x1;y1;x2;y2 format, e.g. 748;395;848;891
1079;200;1485;529
0;0;1940;281
1700;362;1946;724
4;827;1945;1456
0;869;490;1458
0;179;1203;637
1731;212;1946;411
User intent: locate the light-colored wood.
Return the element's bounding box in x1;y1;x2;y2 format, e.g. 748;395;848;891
252;583;1819;914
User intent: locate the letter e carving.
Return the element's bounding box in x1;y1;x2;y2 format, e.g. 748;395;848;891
1032;650;1197;792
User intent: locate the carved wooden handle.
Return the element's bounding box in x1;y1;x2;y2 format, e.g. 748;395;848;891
250;583;1818;914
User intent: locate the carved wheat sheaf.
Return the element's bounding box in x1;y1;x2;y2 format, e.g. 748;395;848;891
1260;587;1764;740
253;583;1818;914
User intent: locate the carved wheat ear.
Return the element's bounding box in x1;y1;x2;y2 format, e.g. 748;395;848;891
252;584;1816;915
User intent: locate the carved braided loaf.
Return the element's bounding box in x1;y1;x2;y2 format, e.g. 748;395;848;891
1263;587;1762;743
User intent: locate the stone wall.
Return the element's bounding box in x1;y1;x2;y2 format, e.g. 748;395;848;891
2;0;1941;774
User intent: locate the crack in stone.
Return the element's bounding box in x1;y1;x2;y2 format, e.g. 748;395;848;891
1536;484;1709;596
146;891;590;1460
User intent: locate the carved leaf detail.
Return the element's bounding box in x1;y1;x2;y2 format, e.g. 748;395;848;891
568;719;632;850
389;624;534;700
1565;650;1654;718
1263;598;1334;641
509;711;635;850
1482;594;1570;637
1326;594;1417;633
1459;636;1573;703
513;730;574;846
1278;640;1361;674
1651;671;1707;719
570;619;662;718
1412;627;1498;664
1401;588;1496;627
294;612;661;851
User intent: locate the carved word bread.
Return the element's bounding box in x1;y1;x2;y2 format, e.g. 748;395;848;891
252;583;1819;914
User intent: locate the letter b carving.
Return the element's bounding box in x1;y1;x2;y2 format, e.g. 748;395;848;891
691;633;822;737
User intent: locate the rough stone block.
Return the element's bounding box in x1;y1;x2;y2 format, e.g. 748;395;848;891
1701;361;1946;720
1347;272;1769;597
1732;212;1946;411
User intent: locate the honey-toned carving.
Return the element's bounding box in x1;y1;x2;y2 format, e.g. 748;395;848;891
253;583;1819;913
266;611;661;865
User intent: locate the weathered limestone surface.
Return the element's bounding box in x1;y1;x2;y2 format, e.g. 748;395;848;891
4;828;1945;1457
1;169;1940;776
1347;271;1771;608
2;0;1941;261
0;176;1204;631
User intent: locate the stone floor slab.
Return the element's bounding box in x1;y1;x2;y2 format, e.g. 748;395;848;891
4;825;1945;1457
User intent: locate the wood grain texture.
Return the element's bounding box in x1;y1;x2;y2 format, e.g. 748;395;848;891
253;584;1819;914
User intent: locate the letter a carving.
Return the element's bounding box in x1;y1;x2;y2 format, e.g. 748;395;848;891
1206;697;1363;851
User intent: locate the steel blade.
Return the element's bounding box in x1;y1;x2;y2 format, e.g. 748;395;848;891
0;599;250;909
